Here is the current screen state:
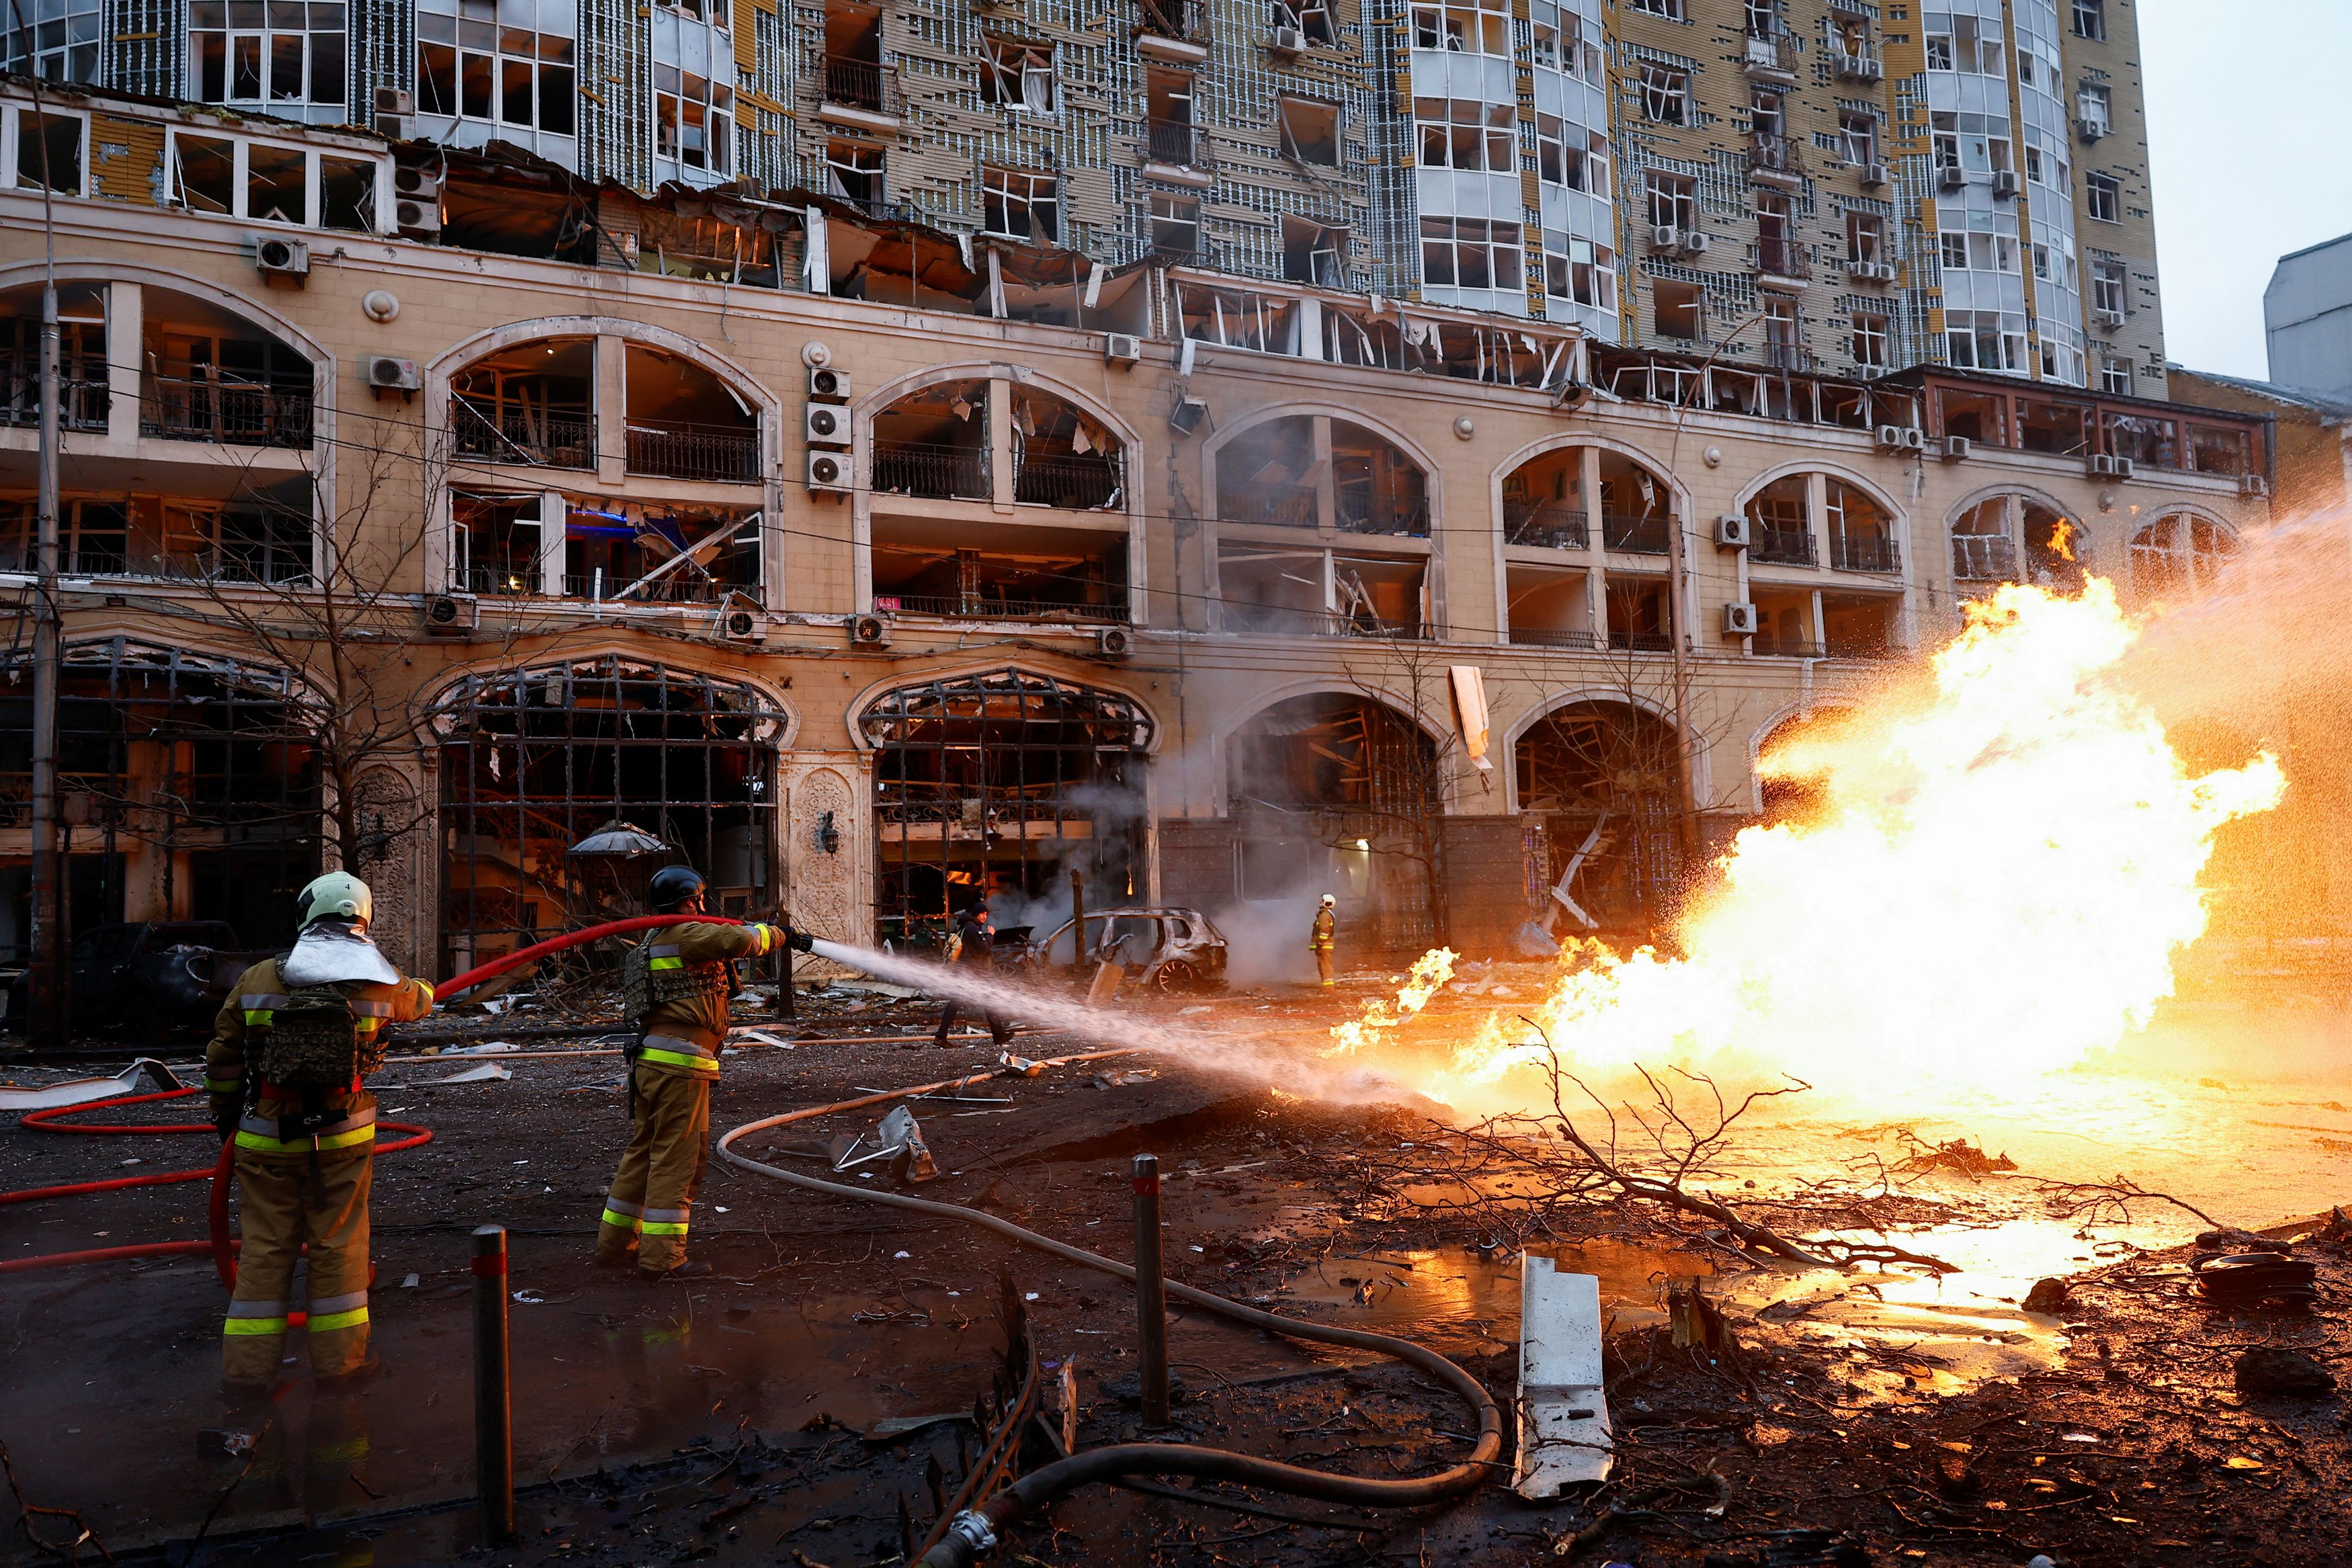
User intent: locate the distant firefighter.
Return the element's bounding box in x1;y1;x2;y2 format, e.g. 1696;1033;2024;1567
207;871;435;1393
599;865;806;1279
933;904;1015;1049
1312;894;1337;986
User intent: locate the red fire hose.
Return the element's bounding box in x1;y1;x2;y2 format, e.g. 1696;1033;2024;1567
0;914;748;1279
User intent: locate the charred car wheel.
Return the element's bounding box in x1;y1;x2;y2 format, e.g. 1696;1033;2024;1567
1150;959;1200;993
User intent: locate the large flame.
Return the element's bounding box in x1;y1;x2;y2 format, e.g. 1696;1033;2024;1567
1359;580;2286;1108
1329;947;1456;1055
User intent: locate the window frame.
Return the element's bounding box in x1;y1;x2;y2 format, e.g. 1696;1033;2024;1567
159;124;390;231
1;102;90;197
1638;64;1689;126
189;0;348;110
980;164;1060;243
2085;171;2122;222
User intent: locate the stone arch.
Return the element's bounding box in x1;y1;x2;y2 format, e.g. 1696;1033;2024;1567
1512;695;1687;934
2126;504;2242;603
1944;484;2088;588
426;315;780;425
855;359;1142;452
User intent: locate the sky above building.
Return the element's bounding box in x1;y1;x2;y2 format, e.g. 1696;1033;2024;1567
2144;0;2352;383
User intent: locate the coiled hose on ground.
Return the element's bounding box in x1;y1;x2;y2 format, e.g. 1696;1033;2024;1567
716;1088;1506;1568
0;914;750;1277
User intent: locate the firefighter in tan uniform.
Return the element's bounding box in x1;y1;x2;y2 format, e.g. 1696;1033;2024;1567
597;865;808;1279
206;872;435;1392
1311;894;1338;986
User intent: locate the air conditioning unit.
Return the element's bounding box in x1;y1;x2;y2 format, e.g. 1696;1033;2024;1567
808;364;851;400
2077;118;2107;142
1838;52;1883;83
1650;223;1681;251
2089;453;2134;480
1550;378;1592;412
423;593;477;635
1269;24;1305;54
1937;164;1966;192
374;85;415;139
392;165;442;233
394;195;441;233
1679;230;1711;258
2094;307;2125;328
1902;426;1927;451
807;449;852;492
1941;435;1971;462
1992;170;2020;199
1168;395;1209;436
366;355;421;393
1095;625;1134;658
1853;259;1894;283
253;236;310;279
1861;161;1889;187
719;607;767;644
849;612;893;648
2239;472;2270;500
1714;513;1751;550
1103;333;1143;366
1874;423;1921;451
1722;602;1759;636
805;404;851;445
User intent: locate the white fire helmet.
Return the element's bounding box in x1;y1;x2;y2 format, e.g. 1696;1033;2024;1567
1320;893;1336;906
296;871;373;929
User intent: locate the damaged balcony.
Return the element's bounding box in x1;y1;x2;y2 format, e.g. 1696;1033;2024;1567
872;533;1130;624
1507;563;1597;649
0;478;313;584
870;378;1126;514
1217;543;1429;639
3;286;108;435
452;337;595;469
142;307;313;449
453;491;762;606
1170;269;1581;390
624;345;761;484
1216;415;1429;538
817;2;901;130
1605;578;1674;652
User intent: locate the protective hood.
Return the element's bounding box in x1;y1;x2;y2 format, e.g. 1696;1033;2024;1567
280;921;402;987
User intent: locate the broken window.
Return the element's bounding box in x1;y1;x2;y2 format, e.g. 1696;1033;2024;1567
1216;415;1426;537
821;1;885;108
2185;423;2252;477
1925;11;2001;74
192;0;346;106
1517;700;1682;934
453;492;550;595
1935;386;2009;445
1543;233;1615;311
144;317;313;447
415;0;575;134
980;165;1058;242
435;657;783;967
1745;475;1812;566
2103;409;2177;469
1950;497;2017;582
864;670;1149;950
2129;515;2236;602
1938;217;2017;274
2072;0;2105;40
1943;310;2028;374
825;139;885;208
1839;111;1876;165
2097;357;2132;395
2016;396;2091;455
1146;68;1200;166
2091;257;2128;318
1638;64;1687;125
655;66;731;174
1419;216;1522;293
7;107;81;195
1651;279;1702;342
1282;217;1347;287
1850;311;1888;369
1417;98;1515;172
451;337;595;468
1010;384;1124;510
2085;172;2120;222
1623;0;1683;17
980;36;1056;114
1845;211;1884;265
1409;0;1507;55
1534;115;1576;187
1150;193;1201;259
1278;97;1341;165
1825;478;1895;571
872;539;1127;619
625;345;759;484
2076;81;2111;136
872;378;990;500
1272;0;1336;45
1646;172;1695;231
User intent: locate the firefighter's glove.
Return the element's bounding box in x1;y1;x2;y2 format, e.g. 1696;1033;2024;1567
786;928;816;954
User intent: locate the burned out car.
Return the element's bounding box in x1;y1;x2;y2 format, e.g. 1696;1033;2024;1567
5;921;274;1043
1023;907;1228;992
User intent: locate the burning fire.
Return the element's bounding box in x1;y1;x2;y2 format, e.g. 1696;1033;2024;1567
1340;579;2287;1106
1329;947;1457;1055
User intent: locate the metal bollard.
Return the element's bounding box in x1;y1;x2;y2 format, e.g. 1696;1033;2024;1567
1131;1153;1169;1428
472;1224;515;1543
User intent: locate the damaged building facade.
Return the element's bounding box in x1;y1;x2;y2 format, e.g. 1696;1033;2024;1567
0;71;2269;980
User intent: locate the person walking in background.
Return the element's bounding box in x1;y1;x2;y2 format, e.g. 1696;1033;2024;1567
933;904;1015;1048
1312;894;1337;986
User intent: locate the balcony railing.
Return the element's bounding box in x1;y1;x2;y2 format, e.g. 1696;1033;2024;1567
1222;605;1429;639
1505;502;1589;551
873;441;989;501
1755;236;1811;281
143;376;312;448
1609;629;1674;653
1752;526;1815;566
1762;341;1818;374
1335;494;1431;537
1;364;108;432
1013;448;1124;509
453;401;595;468
462;563;544;595
1603;513;1672;554
1138;0;1207;42
822;56;898;116
882;593;1129;623
1834;48;1882;80
626;423;761;484
1146;122;1209;168
1509;627;1599;650
1743;28;1797;75
1749;131;1805;179
1753;636;1826;658
1833;533;1902;572
1951;535;2017;581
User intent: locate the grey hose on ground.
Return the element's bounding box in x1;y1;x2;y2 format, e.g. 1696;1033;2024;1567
715;1065;1506;1568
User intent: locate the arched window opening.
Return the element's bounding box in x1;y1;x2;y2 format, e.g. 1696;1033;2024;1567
1595;449;1671;554
1745;475;1812;565
2022;503;2083;591
432;657;783;971
862;671;1151;949
1217;417;1427;537
0;641;319;959
872;376;990;500
1824;478;1898;572
1951;494;2077;588
1951;496;2017;582
1515;701;1682;936
452;337;595;468
624;345;759;483
1500;447;1585;551
2130;513;2237;602
1227;693;1441;951
1010;384;1124;510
